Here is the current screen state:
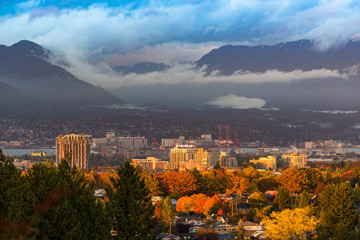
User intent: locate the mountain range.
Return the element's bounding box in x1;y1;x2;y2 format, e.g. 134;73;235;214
0;40;125;112
196;40;360;75
2;39;360;112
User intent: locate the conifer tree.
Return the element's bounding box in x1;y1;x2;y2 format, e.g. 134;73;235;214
295;190;312;208
319;183;358;231
106;161;157;239
272;187;292;211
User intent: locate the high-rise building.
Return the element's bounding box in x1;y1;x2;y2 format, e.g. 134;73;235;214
169;145;197;170
250;156;277;170
56;133;90;169
281;152;307;168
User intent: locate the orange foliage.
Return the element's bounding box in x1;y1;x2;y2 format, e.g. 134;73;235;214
99;170;119;189
176;193;210;214
227;174;251;194
279;168;307;193
161;171;198;196
341;170;356;182
203;193;222;216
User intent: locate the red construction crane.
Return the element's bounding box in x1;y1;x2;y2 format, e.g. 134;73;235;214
151;138;159;149
225;124;233;149
218;124;223;151
232;130;241;152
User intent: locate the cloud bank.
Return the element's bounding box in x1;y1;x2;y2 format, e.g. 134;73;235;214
0;0;360;67
208;94;266;109
64;61;348;89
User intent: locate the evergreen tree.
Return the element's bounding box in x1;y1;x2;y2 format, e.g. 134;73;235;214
295;190;312;208
272;187;292;211
0;150;34;222
319;183;358;229
26;160;111;240
106;161;157;239
0;149;36;239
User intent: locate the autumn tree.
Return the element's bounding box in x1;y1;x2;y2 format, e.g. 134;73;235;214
262;207;319;240
106;161;156;239
160;171;198;196
226;174;251;194
141;170;163;196
203;193;222;216
154;201;162;221
161;196;175;234
256;177;278;193
247;192;268;208
278;168;307;193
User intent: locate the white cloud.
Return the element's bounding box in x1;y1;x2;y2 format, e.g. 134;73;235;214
208;94;266;109
64;60;348;89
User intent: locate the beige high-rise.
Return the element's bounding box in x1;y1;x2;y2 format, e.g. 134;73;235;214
56;133;90;169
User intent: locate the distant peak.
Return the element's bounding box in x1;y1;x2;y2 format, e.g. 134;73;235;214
10;40;46;57
11;40;42;49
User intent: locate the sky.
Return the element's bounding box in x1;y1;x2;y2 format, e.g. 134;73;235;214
1;0;360;108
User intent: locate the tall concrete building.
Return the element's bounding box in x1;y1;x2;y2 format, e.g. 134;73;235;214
250;156;277;170
281;152;307;168
169;145;197;170
56;133;90;169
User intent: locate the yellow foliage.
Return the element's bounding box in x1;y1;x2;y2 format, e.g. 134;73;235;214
261;207;319;240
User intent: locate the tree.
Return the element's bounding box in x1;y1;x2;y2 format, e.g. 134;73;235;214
0;149;36;239
195;229;219;240
295;190;312;208
318;182;358;238
203;193;222;216
160;171;198;196
141;171;163;196
154;201;162;221
256;177;278;193
262;207;319;240
26;160;111;240
272;187;292;211
201;170;228;196
161;196;175;234
247;191;268;207
278;168;307;193
227;174;251;194
106;161;157;239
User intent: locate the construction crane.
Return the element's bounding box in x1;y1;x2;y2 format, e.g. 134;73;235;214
218;125;223;151
225;124;233;149
232;130;241;152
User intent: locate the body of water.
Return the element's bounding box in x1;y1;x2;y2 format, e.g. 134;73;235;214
2;148;56;157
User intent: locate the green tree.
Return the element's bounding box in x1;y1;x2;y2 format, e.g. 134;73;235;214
26;160;111;240
0;149;36;239
272;187;292;211
317;183;358;239
106;161;157;239
295;190;312;208
160;196;175;234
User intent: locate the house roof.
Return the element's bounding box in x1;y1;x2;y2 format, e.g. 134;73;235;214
243;221;260;227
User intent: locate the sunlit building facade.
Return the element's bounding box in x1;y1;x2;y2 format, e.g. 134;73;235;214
250;156;277;170
56;133;90;169
281;152;307;168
